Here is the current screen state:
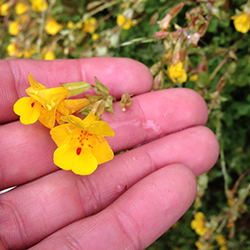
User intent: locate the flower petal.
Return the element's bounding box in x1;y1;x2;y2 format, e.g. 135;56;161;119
53;143;98;175
28;74;46;90
39;107;57;129
13;97;42;124
60;115;86;130
81;112;99;126
92;137;114;164
88;121;115;137
27;87;69;110
61;98;90;114
50;123;75;147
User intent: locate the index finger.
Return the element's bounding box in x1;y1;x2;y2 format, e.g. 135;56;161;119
0;58;153;124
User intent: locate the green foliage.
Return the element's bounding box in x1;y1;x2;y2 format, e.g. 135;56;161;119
1;0;250;249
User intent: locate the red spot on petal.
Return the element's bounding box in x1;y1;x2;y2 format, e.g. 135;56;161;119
76;147;82;155
31;102;35;108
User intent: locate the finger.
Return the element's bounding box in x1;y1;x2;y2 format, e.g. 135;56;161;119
0;58;153;124
0;126;219;249
30;164;197;250
0;88;208;189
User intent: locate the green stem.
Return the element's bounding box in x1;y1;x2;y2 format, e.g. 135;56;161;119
89;0;121;16
215;104;228;195
208;55;229;84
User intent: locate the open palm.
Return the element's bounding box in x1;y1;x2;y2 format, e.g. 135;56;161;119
0;58;219;250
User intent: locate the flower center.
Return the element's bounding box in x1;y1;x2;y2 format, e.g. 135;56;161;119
75;130;95;156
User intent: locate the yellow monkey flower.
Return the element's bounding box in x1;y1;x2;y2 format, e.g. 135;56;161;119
13;74;90;128
50;113;115;175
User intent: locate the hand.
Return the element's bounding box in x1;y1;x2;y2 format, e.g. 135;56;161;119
0;58;219;250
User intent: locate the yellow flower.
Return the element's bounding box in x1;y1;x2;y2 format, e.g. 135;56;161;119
30;0;48;12
191;212;209;236
83;18;97;34
9;21;20;36
189;74;198;81
92;33;99;41
23;44;36;58
44;50;55;60
232;12;250;33
15;1;29;15
13;74;90;128
67;21;74;29
45;17;63;35
117;14;135;30
50;112;115;175
216;234;227;250
168;61;187;83
219;246;227;250
7;42;22;57
195;241;204;250
0;2;11;16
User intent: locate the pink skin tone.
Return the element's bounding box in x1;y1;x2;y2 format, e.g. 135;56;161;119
0;58;219;250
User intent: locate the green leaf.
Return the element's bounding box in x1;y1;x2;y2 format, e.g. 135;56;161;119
61;82;92;98
94;77;109;96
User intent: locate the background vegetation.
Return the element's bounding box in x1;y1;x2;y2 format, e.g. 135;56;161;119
1;0;250;249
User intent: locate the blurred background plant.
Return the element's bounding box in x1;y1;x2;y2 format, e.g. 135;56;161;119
1;0;250;249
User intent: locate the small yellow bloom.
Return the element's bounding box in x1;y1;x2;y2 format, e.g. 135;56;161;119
0;2;11;16
30;0;48;12
117;14;135;30
67;21;74;29
13;74;90;128
232;12;250;33
216;234;226;246
92;33;99;41
44;50;55;60
168;61;187;83
9;21;20;36
195;241;204;250
15;1;29;15
7;42;22;57
83;18;97;34
23;44;36;58
191;212;209;236
219;246;227;250
45;17;63;35
50;112;114;175
189;74;198;81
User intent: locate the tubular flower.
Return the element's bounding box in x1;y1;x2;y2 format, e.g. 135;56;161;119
168;61;187;83
9;21;20;36
0;2;11;16
232;12;250;33
44;50;55;60
82;18;97;34
30;0;48;12
13;74;90;128
15;1;29;15
117;14;135;30
45;17;63;35
50;113;115;175
7;42;22;57
191;212;209;236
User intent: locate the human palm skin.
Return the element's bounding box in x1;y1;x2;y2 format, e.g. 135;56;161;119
0;58;219;250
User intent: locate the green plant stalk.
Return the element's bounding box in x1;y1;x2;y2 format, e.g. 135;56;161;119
216;108;229;195
207;55;229;84
36;1;47;55
89;0;121;17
